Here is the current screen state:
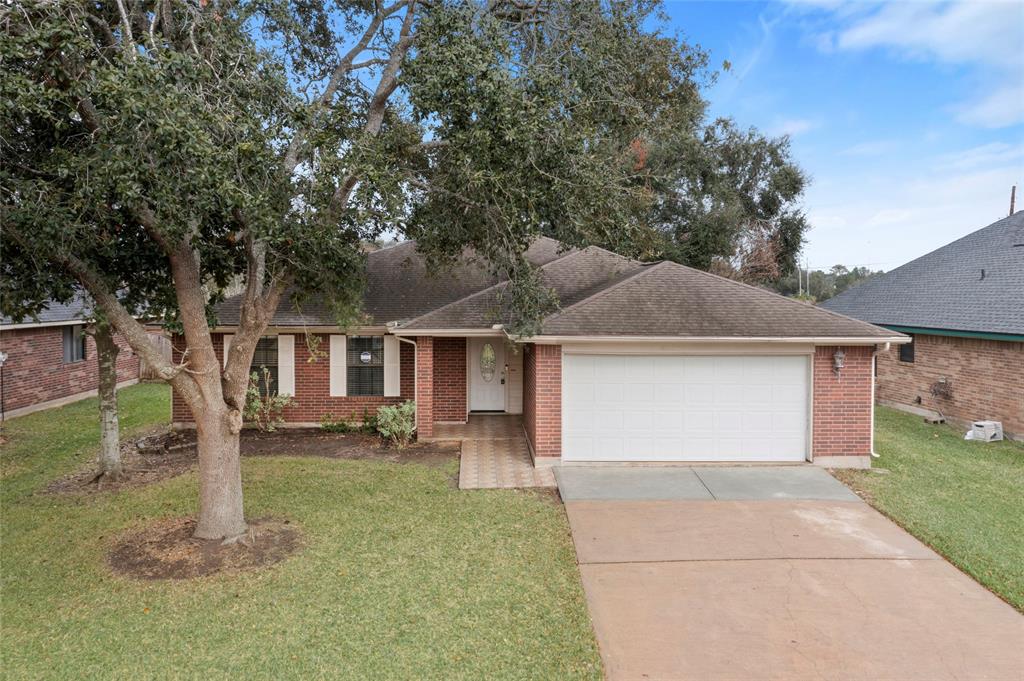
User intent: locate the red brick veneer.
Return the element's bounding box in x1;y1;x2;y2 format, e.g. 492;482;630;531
432;337;466;422
876;334;1022;438
171;333;414;424
0;326;140;415
523;343;561;459
812;345;874;458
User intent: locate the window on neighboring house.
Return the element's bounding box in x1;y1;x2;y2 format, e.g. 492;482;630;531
347;336;384;396
250;337;279;396
898;335;915;363
62;325;86;363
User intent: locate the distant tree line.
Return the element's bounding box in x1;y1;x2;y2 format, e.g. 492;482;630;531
775;265;883;302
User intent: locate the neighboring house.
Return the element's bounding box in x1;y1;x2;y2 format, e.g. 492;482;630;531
823;212;1024;440
0;298;140;419
172;237;905;468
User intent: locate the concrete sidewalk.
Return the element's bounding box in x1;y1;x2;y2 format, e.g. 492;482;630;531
560;467;1024;681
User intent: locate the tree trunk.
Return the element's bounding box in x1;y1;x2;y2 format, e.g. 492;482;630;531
94;322;122;479
193;406;247;540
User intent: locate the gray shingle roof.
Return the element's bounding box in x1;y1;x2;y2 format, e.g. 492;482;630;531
213;236;897;340
0;295;93;327
398;246;644;330
213;237;570;327
539;261;896;339
821;212;1024;336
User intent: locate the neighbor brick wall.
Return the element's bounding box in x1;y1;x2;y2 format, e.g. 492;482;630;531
432;337;466;422
171;333;414;424
876;334;1023;437
812;345;873;458
523;343;561;459
0;325;139;415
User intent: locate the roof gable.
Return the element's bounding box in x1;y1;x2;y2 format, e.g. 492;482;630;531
821;212;1024;336
540;261;896;339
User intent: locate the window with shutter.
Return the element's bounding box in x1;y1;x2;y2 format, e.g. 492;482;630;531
347;336;384;396
250;337;279;396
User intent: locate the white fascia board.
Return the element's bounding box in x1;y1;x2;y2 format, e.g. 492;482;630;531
388;328;505;337
525;335;910;345
0;319;88;331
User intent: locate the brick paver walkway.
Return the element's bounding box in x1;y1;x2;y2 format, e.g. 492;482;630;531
435;415;556;490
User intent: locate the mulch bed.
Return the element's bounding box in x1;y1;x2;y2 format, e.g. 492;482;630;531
109;516;302;580
46;428;461;495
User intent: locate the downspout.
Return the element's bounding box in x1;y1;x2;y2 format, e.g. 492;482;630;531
870;342;889;459
396;334;418;432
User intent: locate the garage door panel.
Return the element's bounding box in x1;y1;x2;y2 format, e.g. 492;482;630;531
563;354;809;462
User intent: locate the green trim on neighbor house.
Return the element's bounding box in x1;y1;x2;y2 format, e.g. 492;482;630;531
882;325;1024;343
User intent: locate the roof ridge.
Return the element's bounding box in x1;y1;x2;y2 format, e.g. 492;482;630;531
656;260;894;335
541;260;667;325
395;241;591;327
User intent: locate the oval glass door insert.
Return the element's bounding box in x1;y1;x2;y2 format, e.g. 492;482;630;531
480;343;496;382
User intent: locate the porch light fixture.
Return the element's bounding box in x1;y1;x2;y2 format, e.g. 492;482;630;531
833;349;846;376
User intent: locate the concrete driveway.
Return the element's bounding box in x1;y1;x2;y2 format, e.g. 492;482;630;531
557;466;1024;681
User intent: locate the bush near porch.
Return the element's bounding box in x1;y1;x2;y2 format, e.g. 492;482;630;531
0;383;601;679
835;406;1024;612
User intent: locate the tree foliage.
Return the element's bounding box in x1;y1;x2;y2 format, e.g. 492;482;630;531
2;0;744;537
775;264;883;302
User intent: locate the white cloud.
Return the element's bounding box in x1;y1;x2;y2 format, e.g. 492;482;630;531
840;139;898;157
836;1;1022;69
802;140;1022;268
798;0;1024;129
938;142;1024;171
954;81;1024;129
770;117;820;137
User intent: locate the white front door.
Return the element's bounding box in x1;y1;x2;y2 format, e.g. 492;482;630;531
469;338;506;411
562;354;809;462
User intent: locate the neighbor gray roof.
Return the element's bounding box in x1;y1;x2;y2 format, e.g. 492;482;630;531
0;295;93;327
822;212;1024;336
213;236;898;340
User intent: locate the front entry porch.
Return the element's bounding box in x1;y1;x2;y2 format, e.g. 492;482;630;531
432;415;555;490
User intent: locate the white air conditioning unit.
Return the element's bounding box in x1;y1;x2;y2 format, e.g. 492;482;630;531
971;421;1004;442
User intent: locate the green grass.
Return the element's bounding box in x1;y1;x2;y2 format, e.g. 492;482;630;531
835;406;1024;611
1;384;601;680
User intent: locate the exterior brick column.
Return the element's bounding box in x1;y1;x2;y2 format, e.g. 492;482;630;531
415;336;434;438
524;343;561;461
812;345;873;466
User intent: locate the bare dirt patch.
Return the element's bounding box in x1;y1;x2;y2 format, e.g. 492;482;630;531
46;428;460;495
109;516;302;580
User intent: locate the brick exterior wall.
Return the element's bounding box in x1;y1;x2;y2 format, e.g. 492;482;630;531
432;337;467;422
876;334;1023;438
812;345;874;458
523;343;561;459
0;325;140;416
171;333;414;424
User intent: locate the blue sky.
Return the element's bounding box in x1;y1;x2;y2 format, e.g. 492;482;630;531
660;0;1024;271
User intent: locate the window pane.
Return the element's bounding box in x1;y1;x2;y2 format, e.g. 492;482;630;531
346;336;384;396
250;337;279;396
63;325;85;362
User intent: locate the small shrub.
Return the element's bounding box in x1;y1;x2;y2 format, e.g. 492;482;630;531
361;406;378;433
243;368;294;431
375;400;416;448
320;413;355;433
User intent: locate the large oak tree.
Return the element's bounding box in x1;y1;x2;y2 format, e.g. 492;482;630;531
2;0;724;539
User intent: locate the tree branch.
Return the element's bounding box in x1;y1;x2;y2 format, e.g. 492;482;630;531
281;0;409;175
330;0;419;213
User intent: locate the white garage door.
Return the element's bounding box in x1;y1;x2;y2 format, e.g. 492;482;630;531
562;354;809;462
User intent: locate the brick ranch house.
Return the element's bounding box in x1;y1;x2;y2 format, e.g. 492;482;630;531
823;211;1024;440
0;298;140;419
172;238;907;468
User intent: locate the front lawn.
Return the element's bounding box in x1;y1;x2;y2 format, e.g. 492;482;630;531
0;383;601;680
835;406;1024;611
